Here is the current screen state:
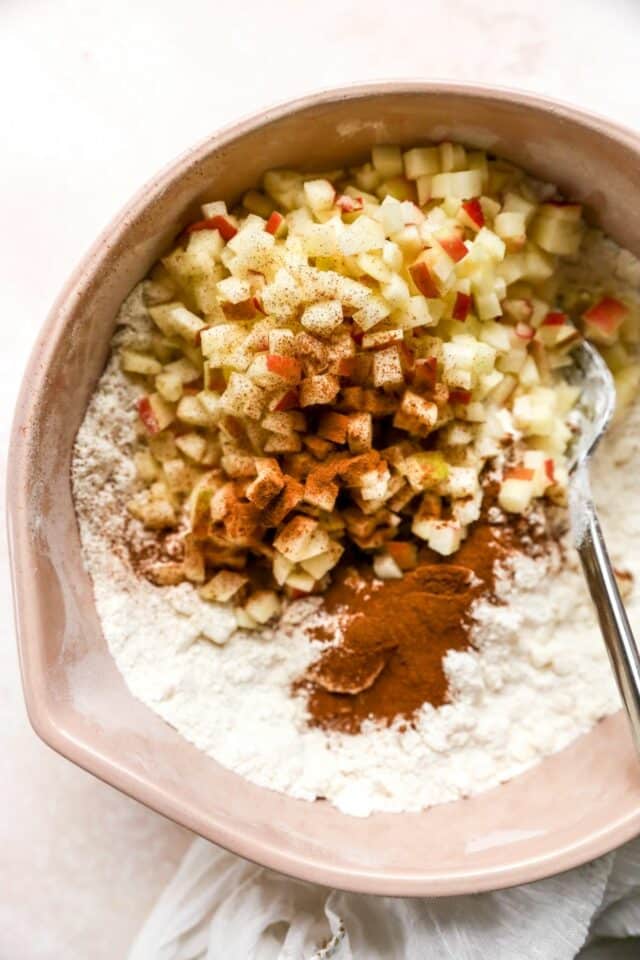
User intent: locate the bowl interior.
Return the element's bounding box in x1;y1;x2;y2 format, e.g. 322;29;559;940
10;84;640;895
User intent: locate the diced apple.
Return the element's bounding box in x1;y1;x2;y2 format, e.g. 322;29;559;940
513;387;556;436
127;487;176;529
121;350;162;376
200;570;248;603
175;432;207;462
303;178;336;214
373;552;403;580
530;212;583;255
262;410;306;435
403;146;440;180
265;210;286;236
494;211;527;248
266;354;302;383
502;191;537;224
165;357;201;383
409;255;439;298
300;540;344;579
403;451;449;492
201;200;227;219
245;590;281;624
437;229;468;263
583;297;629;344
301;299;343;337
346;412;373;452
474;292;502;320
431;170;484;200
398;390;438;431
285;570;316;593
452;291;472;321
188;214;237;241
523;244;555;282
149;303;206;343
458;197;485;231
261;268;303;318
200;322;246;361
439;141;467;172
264;432;302;454
413;174;432;206
352;296;391;332
234;608;259;630
498;477;534;513
336;193;364;213
245;458;285;508
362;328;404;350
134;449;158;483
379;273;410;309
411;517;462;555
274;515;328;563
448;388;472;405
303;472;339;511
223;372;265;420
380;195;405;235
372;345;405;388
372;145;404;178
216;276;251;304
137;394;175;434
339;215;385;255
299;374;340;407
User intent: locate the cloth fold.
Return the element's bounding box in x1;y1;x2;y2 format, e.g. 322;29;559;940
129;837;640;959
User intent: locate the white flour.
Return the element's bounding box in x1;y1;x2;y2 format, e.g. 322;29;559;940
72;270;639;817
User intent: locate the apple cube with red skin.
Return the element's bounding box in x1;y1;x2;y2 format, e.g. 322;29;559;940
515;322;534;341
543;311;567;326
583;297;629;344
266;354;302;384
137;394;175;435
272;388;299;411
449;388;472;405
409;256;440;298
452;292;472;321
186;214;237;241
437;230;468;263
265;211;286;236
336;194;363;213
458;198;485;231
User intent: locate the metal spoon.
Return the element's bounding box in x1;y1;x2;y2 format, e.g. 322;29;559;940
568;340;640;752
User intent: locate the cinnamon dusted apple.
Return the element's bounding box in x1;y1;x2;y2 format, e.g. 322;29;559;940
114;142;639;627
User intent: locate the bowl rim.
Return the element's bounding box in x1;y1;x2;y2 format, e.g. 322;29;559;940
8;79;640;896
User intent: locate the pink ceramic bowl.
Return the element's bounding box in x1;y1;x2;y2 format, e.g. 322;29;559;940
9;82;640;896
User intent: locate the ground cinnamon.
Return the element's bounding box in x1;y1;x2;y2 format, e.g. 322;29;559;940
298;520;519;733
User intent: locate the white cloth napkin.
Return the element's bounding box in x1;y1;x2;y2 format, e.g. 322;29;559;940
128;834;640;959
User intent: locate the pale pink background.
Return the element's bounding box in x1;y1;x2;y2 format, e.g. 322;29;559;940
2;0;640;956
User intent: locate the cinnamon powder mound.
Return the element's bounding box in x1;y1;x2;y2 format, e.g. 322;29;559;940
299;521;521;733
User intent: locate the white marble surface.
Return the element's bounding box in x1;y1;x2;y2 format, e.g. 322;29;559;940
2;0;640;955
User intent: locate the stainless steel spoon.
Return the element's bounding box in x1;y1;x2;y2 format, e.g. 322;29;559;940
568;341;640;752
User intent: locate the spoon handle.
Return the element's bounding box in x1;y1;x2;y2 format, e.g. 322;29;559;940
576;494;640;753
